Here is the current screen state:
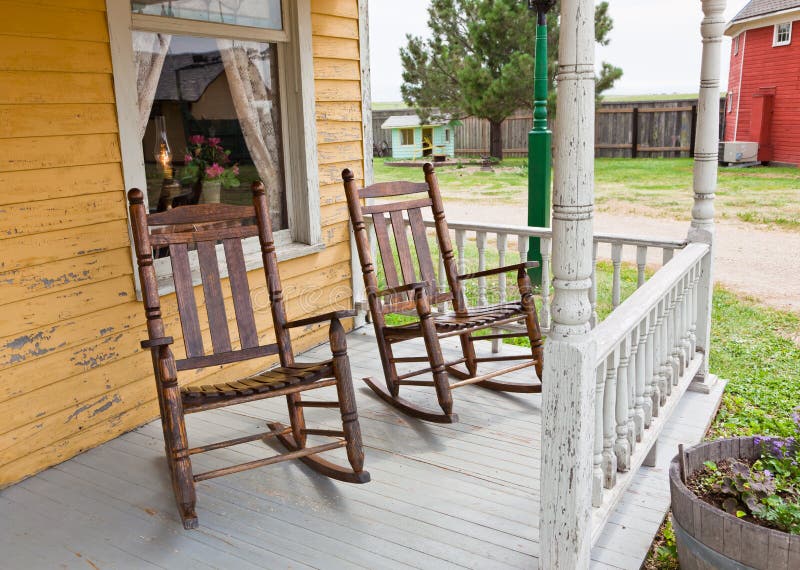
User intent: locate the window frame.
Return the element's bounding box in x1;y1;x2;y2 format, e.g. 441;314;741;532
400;128;415;146
733;35;739;55
106;0;321;296
774;22;792;46
727;92;734;114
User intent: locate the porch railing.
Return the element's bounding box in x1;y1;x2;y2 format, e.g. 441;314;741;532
589;241;709;539
360;217;686;335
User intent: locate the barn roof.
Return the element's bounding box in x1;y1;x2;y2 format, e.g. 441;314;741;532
731;0;800;22
380;115;450;129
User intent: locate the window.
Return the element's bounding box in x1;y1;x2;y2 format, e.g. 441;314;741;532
727;92;734;114
108;1;320;293
445;129;450;142
733;35;739;55
774;22;792;46
400;128;415;146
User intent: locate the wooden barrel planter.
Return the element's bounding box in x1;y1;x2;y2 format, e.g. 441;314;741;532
669;437;800;569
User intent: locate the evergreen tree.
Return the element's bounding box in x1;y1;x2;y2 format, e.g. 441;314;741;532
401;0;622;159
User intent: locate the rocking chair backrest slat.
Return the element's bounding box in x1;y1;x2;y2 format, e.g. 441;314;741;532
196;240;232;354
169;242;206;358
407;208;437;297
223;238;259;349
147;203;255;226
361;197;432;215
389;209;418;288
358;181;429;199
371;213;401;290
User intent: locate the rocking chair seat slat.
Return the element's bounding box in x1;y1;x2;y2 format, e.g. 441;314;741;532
181;360;335;409
382;302;526;339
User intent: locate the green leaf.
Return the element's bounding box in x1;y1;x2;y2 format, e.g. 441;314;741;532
736;510;746;518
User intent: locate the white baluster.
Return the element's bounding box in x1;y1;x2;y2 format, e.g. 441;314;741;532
651;301;663;416
456;229;467;276
659;295;672;401
603;350;619;488
540;237;552;332
690;262;700;355
669;285;681;386
627;327;638;452
611;242;623;309
517;233;529;272
643;308;658;428
476;231;487;306
493;232;507;353
590;240;599;327
681;272;692;367
662;248;674;265
635;317;648;440
615;339;631;472
636;245;647;288
593;361;606;507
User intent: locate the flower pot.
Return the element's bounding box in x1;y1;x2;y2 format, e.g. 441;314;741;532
199;180;221;204
669;437;800;569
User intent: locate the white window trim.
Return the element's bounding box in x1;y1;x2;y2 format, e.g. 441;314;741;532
733;35;739;55
106;0;321;298
774;22;792;46
727;92;734;114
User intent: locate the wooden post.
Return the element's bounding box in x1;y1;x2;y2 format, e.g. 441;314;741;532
631;107;639;158
688;0;725;393
540;0;596;566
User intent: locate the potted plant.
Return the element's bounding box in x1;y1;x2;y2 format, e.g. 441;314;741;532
181;135;240;204
669;410;800;569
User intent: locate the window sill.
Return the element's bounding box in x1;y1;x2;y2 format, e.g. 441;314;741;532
150;240;326;298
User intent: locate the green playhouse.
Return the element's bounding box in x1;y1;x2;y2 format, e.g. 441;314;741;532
381;115;455;160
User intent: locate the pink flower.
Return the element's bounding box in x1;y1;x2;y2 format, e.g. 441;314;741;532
208;137;222;146
232;165;240;175
189;134;206;145
184;154;193;163
205;163;225;180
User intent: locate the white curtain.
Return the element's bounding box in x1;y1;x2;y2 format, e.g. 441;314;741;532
217;39;285;228
133;31;172;141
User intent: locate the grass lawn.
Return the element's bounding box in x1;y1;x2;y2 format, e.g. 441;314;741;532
374;157;800;231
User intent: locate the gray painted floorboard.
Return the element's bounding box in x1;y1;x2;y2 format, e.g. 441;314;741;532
1;328;723;569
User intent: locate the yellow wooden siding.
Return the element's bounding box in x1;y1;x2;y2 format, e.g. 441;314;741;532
0;0;366;487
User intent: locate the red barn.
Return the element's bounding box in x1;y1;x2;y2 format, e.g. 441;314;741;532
725;0;800;166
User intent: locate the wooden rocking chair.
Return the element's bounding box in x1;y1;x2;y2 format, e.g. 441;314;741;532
128;182;369;530
342;164;544;424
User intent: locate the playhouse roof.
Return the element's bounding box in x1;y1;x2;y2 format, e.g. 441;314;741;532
380;115;450;129
731;0;800;22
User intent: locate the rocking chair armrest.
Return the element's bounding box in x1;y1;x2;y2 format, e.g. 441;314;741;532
457;261;540;281
141;336;174;349
374;281;430;298
284;310;358;329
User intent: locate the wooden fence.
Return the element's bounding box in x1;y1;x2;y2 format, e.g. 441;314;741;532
372;98;726;159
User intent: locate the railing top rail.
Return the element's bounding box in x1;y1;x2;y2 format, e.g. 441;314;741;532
593;242;709;363
364;216;687;250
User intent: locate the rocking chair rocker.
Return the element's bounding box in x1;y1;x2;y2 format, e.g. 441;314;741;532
342;164;544;424
128;182;369;530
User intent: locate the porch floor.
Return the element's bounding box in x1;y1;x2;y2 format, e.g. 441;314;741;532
1;327;723;569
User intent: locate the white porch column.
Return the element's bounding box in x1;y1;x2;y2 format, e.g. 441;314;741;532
540;0;597;567
689;0;725;392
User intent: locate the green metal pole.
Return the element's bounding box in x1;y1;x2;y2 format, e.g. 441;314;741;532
527;3;553;285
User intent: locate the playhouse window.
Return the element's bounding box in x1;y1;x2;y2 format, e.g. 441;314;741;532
727;92;734;114
445;129;450;142
400;129;415;145
733;35;739;55
774;22;792;46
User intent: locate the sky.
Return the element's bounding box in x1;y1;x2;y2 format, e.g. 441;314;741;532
368;0;752;101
